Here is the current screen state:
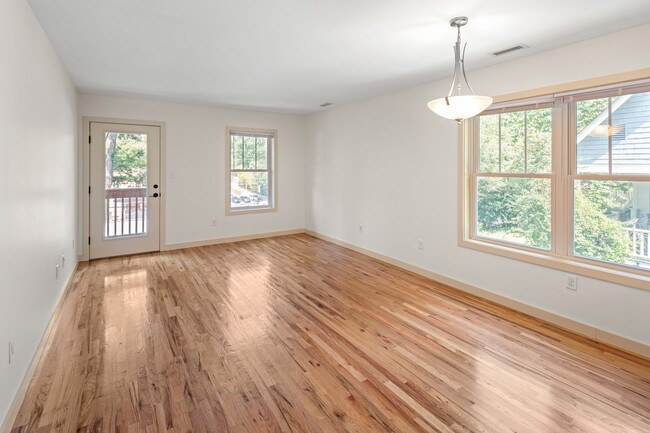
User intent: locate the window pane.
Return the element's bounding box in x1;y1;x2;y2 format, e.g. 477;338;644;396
612;92;650;174
243;136;256;169
230;172;269;208
256;137;268;170
577;97;611;174
479;114;499;172
573;180;650;269
575;95;650;175
232;136;244;169
500;111;526;173
525;108;552;173
479;108;551;174
477;177;551;249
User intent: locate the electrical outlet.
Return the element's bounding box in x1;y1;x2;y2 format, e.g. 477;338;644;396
8;341;14;364
55;264;60;280
211;219;218;227
418;239;424;250
169;170;176;179
566;274;578;291
358;225;364;233
61;255;66;268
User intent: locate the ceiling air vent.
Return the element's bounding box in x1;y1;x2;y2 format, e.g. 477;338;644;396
490;44;529;57
319;102;334;107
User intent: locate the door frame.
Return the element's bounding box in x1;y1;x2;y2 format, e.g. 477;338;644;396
81;117;167;261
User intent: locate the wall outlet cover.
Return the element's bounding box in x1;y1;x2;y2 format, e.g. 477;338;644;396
566;274;578;291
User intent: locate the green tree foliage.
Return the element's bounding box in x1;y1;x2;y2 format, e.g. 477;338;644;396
477;177;551;249
479;109;551;173
577;98;609;131
232;136;268;170
105;133;147;188
574;183;631;262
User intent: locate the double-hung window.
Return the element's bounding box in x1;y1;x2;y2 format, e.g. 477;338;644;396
462;79;650;289
226;128;276;214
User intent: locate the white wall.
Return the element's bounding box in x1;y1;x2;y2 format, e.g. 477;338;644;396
0;0;78;426
79;95;306;247
305;24;650;345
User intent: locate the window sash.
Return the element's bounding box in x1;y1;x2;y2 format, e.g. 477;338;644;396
477;108;554;175
473;173;553;251
230;134;271;171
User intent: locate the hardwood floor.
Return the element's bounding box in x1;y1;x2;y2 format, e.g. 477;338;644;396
10;234;650;433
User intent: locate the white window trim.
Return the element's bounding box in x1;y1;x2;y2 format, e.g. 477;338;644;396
225;127;278;215
459;73;650;292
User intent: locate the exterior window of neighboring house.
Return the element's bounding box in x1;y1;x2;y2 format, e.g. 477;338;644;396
226;128;276;214
462;82;650;288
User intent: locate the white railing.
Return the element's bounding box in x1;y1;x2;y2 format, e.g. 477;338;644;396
105;188;147;237
624;227;650;261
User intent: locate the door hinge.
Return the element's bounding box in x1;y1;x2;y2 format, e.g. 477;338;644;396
88;186;91;194
88;236;91;245
89;135;91;144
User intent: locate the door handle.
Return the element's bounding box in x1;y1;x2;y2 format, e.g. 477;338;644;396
150;192;160;198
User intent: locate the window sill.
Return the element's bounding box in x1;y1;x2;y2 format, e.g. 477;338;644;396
226;206;276;216
459;237;650;292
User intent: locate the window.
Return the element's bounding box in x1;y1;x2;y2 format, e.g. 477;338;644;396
226;128;276;213
462;80;650;288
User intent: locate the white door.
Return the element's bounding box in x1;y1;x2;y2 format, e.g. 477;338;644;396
89;122;161;259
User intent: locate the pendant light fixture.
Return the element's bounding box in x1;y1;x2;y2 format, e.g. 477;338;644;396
428;17;492;123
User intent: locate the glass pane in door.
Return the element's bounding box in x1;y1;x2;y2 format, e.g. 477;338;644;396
104;132;148;238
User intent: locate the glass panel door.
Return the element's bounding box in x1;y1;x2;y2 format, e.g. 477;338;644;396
89;122;161;259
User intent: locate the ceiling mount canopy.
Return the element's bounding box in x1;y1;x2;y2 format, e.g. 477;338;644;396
427;16;493;123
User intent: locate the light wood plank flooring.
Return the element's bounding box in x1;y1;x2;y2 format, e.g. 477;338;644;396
10;234;650;432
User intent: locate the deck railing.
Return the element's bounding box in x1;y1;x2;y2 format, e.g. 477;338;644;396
624;227;650;262
105;188;147;237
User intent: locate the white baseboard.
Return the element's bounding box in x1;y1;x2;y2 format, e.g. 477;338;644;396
305;230;650;359
0;261;80;433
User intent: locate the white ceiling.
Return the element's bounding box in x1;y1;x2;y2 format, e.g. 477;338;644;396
27;0;650;114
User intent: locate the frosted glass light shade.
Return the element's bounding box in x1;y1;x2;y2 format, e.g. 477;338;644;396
427;95;493;121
